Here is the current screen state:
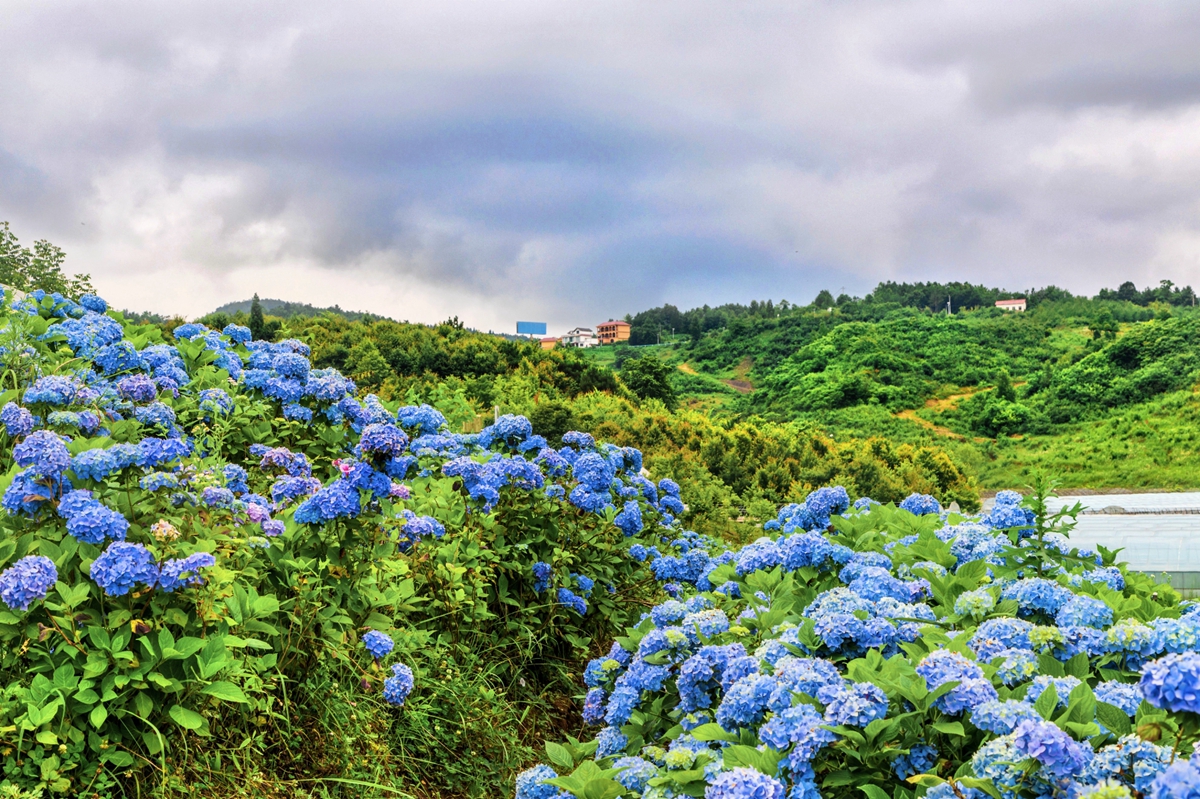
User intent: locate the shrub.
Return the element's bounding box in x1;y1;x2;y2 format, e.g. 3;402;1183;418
519;481;1199;799
0;288;685;795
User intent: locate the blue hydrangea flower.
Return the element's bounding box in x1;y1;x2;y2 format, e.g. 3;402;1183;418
13;430;70;479
582;688;606;724
1012;719;1090;778
71;449;122;482
360;423;409;459
1057;595;1115;629
955;588;997;618
202;486;236;509
893;744;938;780
1028;675;1081;708
293;479;361;524
136;437;192;469
1;402;34;437
1095;681;1141;717
396;510;445;551
90;542;159;596
899;493;940;515
0;555;58;611
223;323;251;343
614;500;643;536
557;588;587;616
705;767;785;799
612;758;656;793
157;552;216;591
1001;578;1074;616
916;650;997;714
1147;761;1200;799
532;561;552;593
993;648;1039;686
970;699;1040;734
362;630;395;660
66;502;129;544
823;681;888;726
1140;653;1200;714
595;726;628;758
515;765;563;799
382;663;415;707
79;294;108;313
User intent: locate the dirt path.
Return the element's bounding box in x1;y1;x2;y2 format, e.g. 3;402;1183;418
895;409;965;439
677;363;698;375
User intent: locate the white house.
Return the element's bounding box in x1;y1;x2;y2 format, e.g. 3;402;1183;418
995;299;1027;312
561;327;599;347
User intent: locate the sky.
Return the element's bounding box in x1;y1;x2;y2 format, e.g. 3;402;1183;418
2;1;1199;333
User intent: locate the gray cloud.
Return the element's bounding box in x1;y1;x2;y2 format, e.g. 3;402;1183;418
1;0;1199;331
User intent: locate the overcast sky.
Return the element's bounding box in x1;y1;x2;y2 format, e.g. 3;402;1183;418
2;2;1199;332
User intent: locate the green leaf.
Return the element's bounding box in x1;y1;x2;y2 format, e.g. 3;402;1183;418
932;721;965;736
103;750;135;767
690;723;739;743
1096;702;1133;737
1033;684;1059;720
0;538;16;567
861;786;892;799
546;742;574;771
582;779;625;799
959;778;1002;799
1037;653;1066;678
134;691;154;719
89;704;108;729
1065;653;1090;679
201;681;249;704
169;704;204;731
1067;683;1096;725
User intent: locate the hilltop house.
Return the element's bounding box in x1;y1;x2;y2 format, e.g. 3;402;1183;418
539;336;558;350
561;327;599;348
995;299;1027;312
597;319;631;344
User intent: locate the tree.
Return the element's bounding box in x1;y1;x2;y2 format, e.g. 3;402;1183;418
0;221;94;298
529;400;576;445
1116;281;1138;303
1088;309;1118;341
344;339;392;390
995;370;1016;403
621;355;677;410
813;290;834;309
249;294;266;340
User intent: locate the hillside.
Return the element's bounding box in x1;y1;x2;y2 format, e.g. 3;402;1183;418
582;282;1200;491
211;296;389;322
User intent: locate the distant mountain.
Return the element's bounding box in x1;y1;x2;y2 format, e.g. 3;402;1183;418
210;298;390;322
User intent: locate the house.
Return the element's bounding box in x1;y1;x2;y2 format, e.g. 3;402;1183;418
995;299;1027;312
596;319;631;344
560;327;599;348
539;337;558;350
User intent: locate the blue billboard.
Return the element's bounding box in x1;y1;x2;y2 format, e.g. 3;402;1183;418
516;321;547;336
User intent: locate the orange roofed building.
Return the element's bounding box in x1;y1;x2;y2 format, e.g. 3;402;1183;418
596;320;631;344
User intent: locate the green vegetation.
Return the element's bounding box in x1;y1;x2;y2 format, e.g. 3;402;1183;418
584;280;1200;491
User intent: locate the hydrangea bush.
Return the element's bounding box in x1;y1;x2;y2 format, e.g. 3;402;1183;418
518;486;1200;799
0;288;681;793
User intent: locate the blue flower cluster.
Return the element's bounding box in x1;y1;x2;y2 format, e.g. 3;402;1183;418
515;479;1200;799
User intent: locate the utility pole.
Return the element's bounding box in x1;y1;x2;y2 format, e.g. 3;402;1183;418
947;296;952;315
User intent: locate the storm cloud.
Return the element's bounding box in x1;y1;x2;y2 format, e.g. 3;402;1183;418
1;1;1199;331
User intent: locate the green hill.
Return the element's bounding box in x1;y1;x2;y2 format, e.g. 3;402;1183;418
584;280;1200;491
211;296;389;321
